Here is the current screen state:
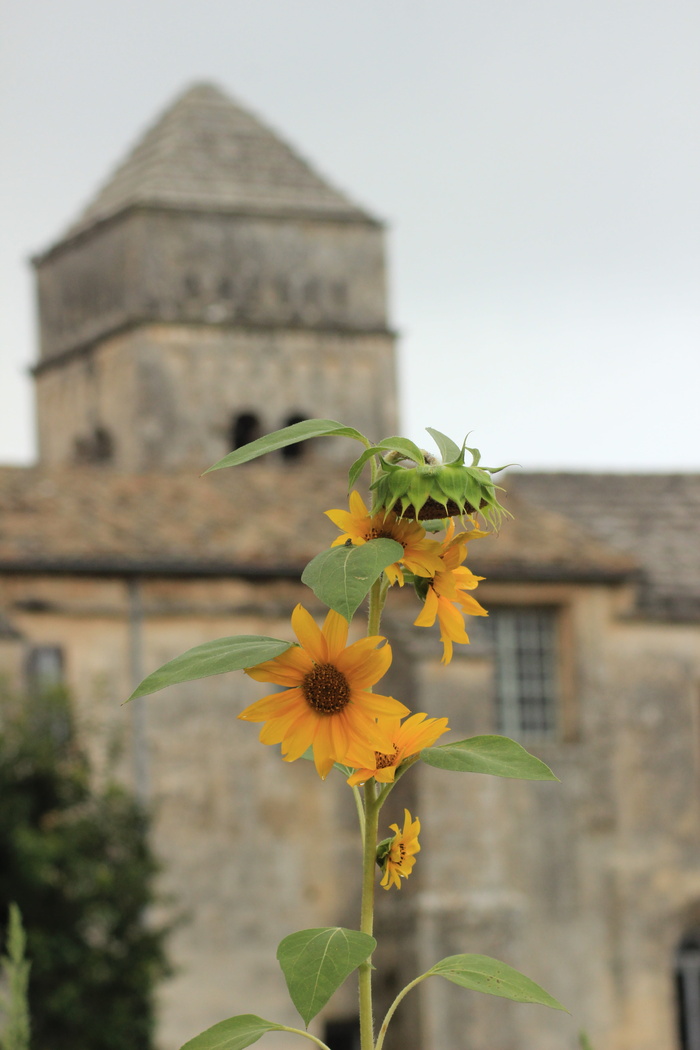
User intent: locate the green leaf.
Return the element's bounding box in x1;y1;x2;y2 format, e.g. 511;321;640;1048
347;447;384;489
301;539;403;620
428;954;567;1011
420;735;558;780
277;927;376;1026
425;427;461;463
127;636;294;701
203;419;368;473
375;436;426;465
179;1014;286;1050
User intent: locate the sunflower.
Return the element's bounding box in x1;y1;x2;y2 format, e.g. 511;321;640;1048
325;491;445;585
344;712;450;786
239;604;409;779
414;524;488;663
378;809;421;890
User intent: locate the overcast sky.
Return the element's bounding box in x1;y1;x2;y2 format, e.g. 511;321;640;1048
3;0;699;471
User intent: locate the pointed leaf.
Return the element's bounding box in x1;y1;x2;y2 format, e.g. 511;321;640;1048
420;735;558;780
347;447;385;489
425;427;461;464
204;419;368;473
375;436;425;465
301;539;403;620
428;954;567;1011
179;1015;286;1050
277;928;376;1026
127;637;294;701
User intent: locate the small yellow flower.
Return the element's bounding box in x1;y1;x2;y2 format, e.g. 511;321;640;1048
414;523;488;663
379;809;421;890
325;491;445;586
240;604;408;779
344;712;450;786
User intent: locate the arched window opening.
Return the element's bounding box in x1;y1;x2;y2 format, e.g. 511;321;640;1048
93;427;113;462
280;414;307;462
676;932;700;1049
231;412;261;451
73;427;114;465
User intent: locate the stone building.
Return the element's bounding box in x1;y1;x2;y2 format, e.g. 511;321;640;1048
1;83;700;1050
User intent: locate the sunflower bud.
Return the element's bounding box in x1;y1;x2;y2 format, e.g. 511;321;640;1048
370;429;510;527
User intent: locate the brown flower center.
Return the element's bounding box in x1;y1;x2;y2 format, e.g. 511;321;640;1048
368;527;406;550
374;745;400;770
391;840;407;863
302;663;351;714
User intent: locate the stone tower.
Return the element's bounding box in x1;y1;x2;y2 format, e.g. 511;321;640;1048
32;83;398;471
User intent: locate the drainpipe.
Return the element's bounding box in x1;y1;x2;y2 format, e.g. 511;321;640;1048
127;577;150;801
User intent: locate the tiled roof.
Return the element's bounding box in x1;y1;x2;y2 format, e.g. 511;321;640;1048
510;472;700;621
57;83;372;243
0;465;634;586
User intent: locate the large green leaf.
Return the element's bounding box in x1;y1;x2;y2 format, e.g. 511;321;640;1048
420;735;558;780
277;927;376;1026
301;539;403;620
425;427;462;464
375;436;426;465
204;419;368;473
428;954;566;1011
127;636;293;701
179;1015;285;1050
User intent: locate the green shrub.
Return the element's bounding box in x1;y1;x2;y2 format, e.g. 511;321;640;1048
0;691;170;1050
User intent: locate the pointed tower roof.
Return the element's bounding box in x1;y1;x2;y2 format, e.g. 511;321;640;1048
60;82;373;241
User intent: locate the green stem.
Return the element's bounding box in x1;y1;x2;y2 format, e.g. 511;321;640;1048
359;780;380;1050
374;974;428;1050
367;576;384;638
351;784;366;840
277;1025;334;1049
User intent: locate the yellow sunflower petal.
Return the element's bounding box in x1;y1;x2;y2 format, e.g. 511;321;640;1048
348;490;370;516
437;596;471;645
291;604;327;663
336;637;392;688
245;646;311;685
351;690;410;719
414;586;439;628
311;718;337;779
322;608;349;661
238;688;303;721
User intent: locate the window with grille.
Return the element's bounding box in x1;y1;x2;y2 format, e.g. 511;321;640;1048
26;645;65;696
489;607;559;738
676;933;700;1050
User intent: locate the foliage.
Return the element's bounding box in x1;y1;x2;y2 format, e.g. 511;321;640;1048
0;904;31;1050
0;690;170;1050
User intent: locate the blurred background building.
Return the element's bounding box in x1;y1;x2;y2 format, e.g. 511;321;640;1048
1;84;699;1050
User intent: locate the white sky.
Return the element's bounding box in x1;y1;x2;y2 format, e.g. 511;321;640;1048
3;0;700;471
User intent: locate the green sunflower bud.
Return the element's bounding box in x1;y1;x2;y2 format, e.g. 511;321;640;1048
370;428;511;527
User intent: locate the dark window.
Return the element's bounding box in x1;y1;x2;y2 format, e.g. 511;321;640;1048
280;414;307;461
73;427;114;464
677;933;700;1049
93;427;113;462
323;1018;360;1050
489;607;559;738
231;412;261;450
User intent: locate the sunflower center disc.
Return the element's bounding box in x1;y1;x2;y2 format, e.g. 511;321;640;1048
302;663;351;714
374;746;399;769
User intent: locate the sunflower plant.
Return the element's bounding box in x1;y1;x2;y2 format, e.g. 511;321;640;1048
128;418;567;1050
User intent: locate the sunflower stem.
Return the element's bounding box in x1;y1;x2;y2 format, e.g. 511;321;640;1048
374;974;428;1050
359;779;380;1050
352;784;366;839
367;577;384;638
